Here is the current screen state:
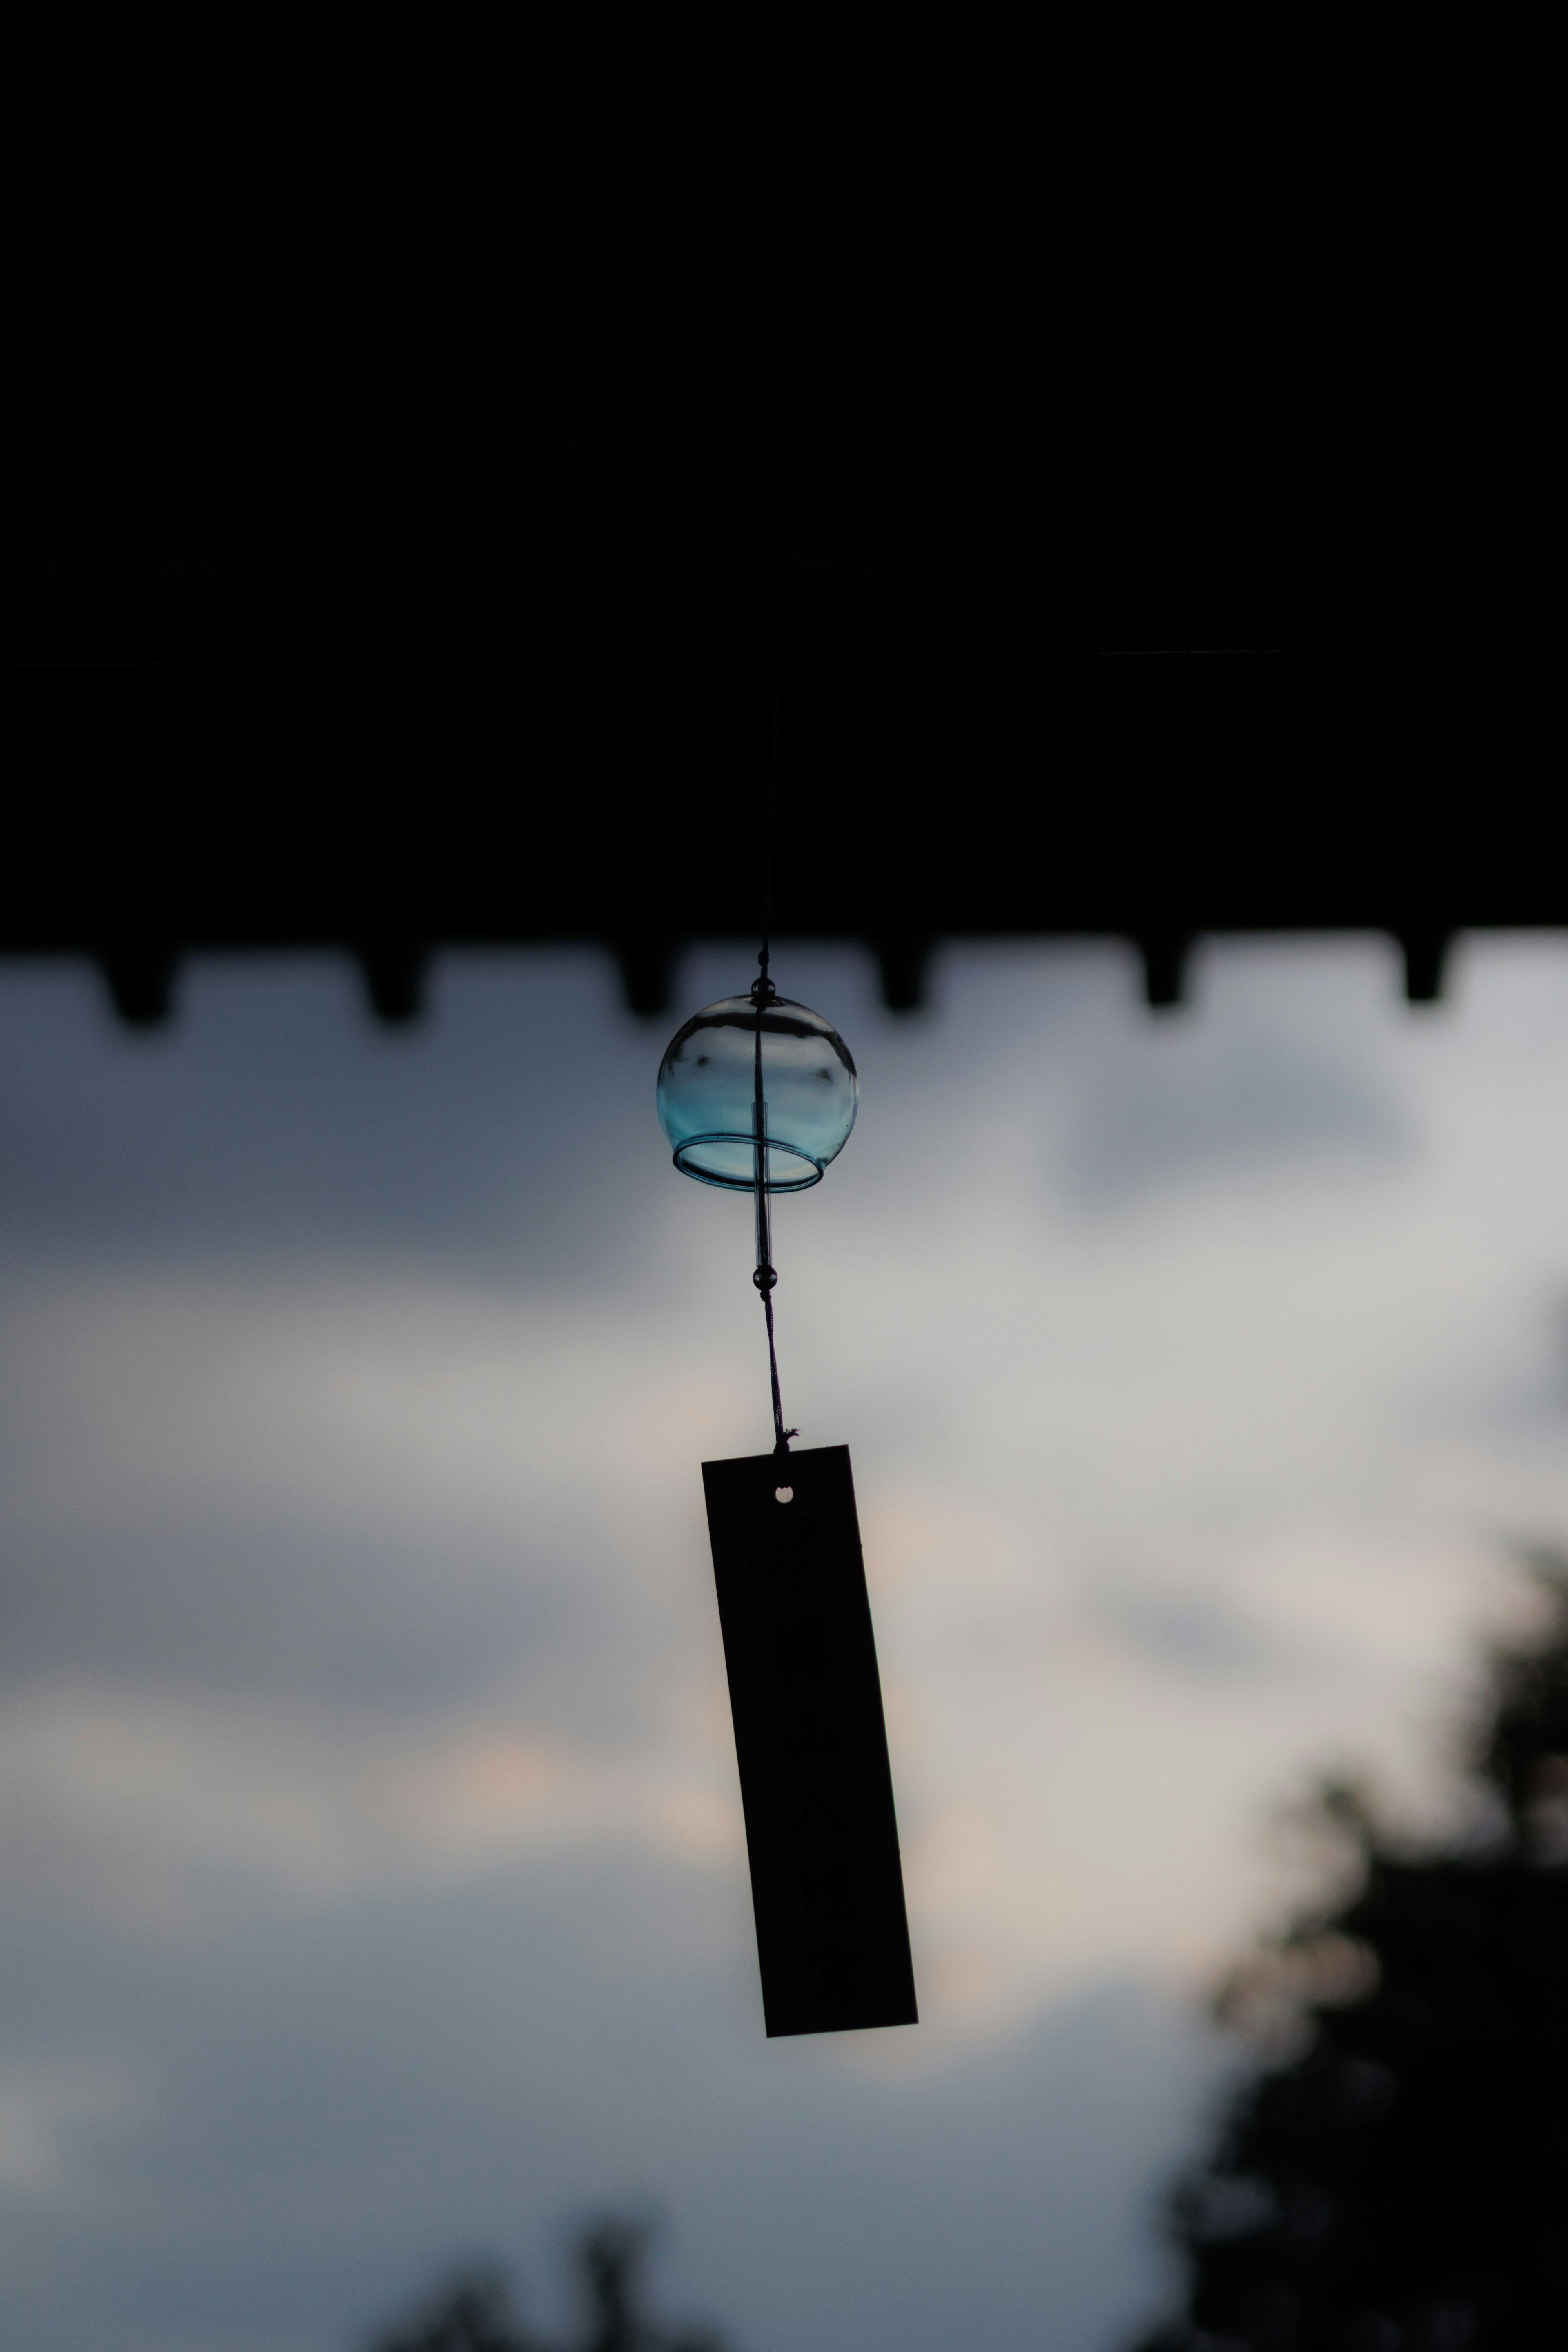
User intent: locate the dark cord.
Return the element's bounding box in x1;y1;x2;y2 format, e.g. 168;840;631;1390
751;601;795;1456
759;608;782;981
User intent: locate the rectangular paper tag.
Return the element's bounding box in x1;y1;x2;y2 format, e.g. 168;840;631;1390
702;1444;918;2038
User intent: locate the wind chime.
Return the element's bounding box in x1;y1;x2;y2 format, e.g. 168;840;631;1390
654;672;918;2041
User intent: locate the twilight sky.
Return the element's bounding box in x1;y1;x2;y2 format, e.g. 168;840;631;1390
1;934;1567;2352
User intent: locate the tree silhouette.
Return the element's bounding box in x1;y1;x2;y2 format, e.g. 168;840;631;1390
370;2217;726;2352
1133;1561;1568;2352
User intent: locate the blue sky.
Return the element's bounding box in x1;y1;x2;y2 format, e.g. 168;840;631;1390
0;934;1566;2352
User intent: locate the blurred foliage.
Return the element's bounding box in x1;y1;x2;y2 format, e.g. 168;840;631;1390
370;2217;726;2352
1134;1557;1568;2352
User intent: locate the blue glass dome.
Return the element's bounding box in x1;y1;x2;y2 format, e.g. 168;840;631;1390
657;993;858;1190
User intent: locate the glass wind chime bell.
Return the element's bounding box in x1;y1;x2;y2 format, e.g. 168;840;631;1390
658;948;917;2040
658;967;858;1451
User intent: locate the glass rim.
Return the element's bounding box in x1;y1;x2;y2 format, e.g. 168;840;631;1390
670;1132;826;1192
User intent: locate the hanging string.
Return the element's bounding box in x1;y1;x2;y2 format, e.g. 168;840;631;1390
751;596;795;1457
758;602;782;987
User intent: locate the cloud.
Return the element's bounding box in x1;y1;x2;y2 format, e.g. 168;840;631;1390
0;1858;1210;2352
0;937;1566;2347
